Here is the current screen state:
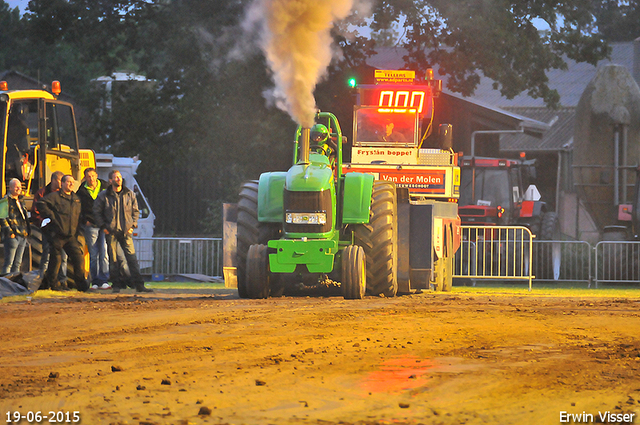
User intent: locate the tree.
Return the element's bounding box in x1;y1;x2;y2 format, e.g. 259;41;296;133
593;0;640;42
0;0;616;233
0;2;24;71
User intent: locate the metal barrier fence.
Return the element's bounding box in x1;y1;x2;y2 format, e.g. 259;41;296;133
457;235;640;287
595;241;640;287
133;237;223;278
454;226;534;290
134;236;640;287
532;240;592;284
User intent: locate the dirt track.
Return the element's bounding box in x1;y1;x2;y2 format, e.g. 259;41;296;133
1;288;640;425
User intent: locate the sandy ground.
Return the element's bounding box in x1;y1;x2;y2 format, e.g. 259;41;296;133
1;288;640;425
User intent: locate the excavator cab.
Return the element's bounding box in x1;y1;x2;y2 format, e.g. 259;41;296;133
0;81;84;204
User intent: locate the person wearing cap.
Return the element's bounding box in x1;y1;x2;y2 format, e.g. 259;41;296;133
382;120;407;142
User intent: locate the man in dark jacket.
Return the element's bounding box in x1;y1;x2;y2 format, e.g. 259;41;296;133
32;170;67;284
94;170;152;293
76;167;109;288
37;174;89;292
1;178;30;274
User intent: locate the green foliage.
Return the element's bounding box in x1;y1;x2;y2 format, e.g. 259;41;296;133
371;27;402;47
594;0;640;42
356;0;611;108
0;3;24;71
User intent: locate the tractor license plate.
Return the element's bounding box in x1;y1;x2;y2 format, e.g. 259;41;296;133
286;212;327;225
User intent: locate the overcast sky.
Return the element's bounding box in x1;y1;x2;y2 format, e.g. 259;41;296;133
5;0;28;12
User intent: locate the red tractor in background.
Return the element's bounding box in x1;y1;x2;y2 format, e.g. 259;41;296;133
456;154;560;281
458;155;559;240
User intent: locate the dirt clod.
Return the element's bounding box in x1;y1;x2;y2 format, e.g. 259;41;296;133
197;406;212;416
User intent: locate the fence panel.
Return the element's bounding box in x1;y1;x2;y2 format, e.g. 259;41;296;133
595;241;640;287
454;226;534;290
133;237;223;278
135;238;640;287
532;240;591;284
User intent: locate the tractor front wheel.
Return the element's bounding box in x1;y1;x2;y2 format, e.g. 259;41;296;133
342;245;366;299
246;244;271;299
354;181;398;297
237;181;280;298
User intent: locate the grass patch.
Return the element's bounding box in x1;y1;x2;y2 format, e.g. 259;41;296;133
147;281;227;290
452;280;640;298
0;281;228;303
3;281;638;303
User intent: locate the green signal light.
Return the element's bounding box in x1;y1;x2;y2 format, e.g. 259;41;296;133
348;78;357;88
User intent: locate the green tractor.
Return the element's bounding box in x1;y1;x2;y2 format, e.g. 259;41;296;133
236;112;397;299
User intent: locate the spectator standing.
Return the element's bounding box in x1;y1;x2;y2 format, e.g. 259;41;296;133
76;167;109;289
32;171;67;285
94;170;153;293
37;175;90;292
1;178;30;274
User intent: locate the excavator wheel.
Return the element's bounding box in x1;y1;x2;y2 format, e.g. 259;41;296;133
236;181;280;298
29;228;82;289
29;228;43;272
342;245;366;299
246;244;270;299
354;181;398;297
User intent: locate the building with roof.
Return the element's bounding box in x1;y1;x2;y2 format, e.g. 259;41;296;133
0;70;76;104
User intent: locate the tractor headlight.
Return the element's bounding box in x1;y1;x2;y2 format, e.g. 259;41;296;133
286;212;327;225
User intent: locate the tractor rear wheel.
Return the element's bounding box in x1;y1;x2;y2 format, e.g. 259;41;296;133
537;212;561;280
246;244;271;299
237;181;280;298
342;245;365;299
540;212;560;240
354;181;398;297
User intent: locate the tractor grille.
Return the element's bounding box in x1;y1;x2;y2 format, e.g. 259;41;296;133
283;189;332;234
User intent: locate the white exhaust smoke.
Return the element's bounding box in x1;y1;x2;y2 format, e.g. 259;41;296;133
244;0;358;128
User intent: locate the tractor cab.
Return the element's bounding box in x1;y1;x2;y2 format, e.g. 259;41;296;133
293;114;342;171
458;156;543;230
354;107;418;146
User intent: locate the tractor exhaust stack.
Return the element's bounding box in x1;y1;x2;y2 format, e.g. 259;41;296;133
299;127;311;165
